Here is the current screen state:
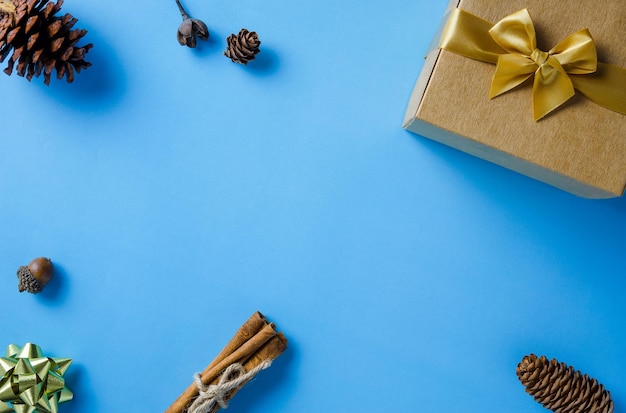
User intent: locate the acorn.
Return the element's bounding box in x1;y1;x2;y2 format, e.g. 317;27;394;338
17;257;54;294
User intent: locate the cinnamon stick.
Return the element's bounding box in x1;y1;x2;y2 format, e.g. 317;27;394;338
164;312;287;413
206;311;268;372
242;332;288;371
198;322;276;384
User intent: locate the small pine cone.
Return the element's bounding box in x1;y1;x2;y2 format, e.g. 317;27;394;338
224;28;260;65
0;0;92;85
517;354;613;413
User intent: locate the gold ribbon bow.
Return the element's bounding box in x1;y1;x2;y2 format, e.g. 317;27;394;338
439;7;626;121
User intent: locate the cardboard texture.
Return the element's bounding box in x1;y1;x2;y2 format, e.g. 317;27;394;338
403;0;626;198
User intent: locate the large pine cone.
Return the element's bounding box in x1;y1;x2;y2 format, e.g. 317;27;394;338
224;28;260;65
0;0;92;85
517;354;613;413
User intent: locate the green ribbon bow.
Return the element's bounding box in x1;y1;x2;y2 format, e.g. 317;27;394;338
0;344;73;413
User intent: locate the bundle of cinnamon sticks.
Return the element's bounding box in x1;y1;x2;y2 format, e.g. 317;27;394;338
165;311;287;413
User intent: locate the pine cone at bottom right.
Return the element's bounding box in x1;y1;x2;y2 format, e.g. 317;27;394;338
516;354;613;413
224;28;260;65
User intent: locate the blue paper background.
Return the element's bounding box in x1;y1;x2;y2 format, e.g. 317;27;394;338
1;0;625;412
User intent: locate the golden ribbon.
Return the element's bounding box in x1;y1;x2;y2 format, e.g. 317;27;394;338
0;344;73;413
439;7;626;120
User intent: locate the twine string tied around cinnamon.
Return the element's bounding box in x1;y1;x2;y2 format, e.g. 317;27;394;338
188;359;272;413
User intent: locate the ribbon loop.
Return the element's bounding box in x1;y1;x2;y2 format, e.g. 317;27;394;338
549;29;597;74
488;8;536;56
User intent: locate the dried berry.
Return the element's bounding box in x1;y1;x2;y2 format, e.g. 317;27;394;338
175;0;208;48
17;257;54;294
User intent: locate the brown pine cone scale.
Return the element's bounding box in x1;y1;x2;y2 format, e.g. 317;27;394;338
224;28;260;65
0;0;92;85
517;354;613;413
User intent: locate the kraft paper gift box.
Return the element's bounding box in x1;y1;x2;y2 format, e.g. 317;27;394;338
403;0;626;198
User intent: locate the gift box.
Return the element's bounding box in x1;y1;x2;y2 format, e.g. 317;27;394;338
403;0;626;198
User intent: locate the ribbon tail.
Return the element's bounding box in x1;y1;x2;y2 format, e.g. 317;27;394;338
533;62;575;120
490;53;536;98
571;62;626;115
439;8;504;64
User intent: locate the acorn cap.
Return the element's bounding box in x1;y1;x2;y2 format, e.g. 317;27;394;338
17;257;54;294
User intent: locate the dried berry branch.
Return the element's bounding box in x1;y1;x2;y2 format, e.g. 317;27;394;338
175;0;208;48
